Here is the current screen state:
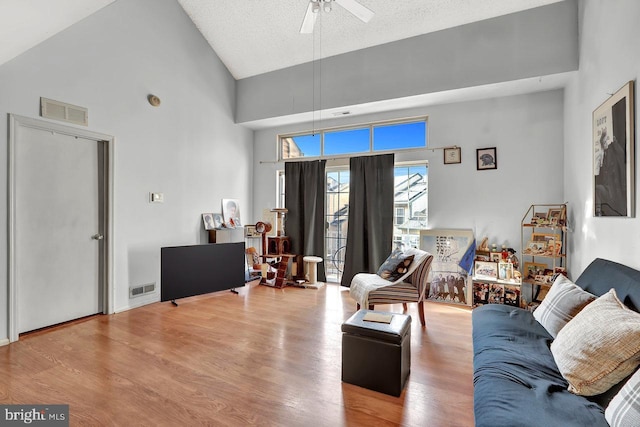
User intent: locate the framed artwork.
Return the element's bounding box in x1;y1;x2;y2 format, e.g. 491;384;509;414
474;261;498;280
202;213;215;230
222;199;242;227
547;208;563;226
420;229;474;306
523;262;547;279
489;252;502;263
498;261;514;280
503;285;521;307
444;147;461;164
476;147;497;170
593;80;635;217
212;213;224;229
523;241;545;255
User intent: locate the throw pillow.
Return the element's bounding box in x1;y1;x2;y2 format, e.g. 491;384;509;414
377;249;415;282
606;368;640;427
551;289;640;396
533;274;596;338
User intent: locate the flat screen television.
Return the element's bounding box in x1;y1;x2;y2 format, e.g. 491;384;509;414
161;242;245;302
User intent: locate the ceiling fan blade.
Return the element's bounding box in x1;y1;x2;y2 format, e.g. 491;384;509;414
335;0;374;23
300;2;319;34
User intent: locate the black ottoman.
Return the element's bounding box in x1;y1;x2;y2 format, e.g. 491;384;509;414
341;310;412;397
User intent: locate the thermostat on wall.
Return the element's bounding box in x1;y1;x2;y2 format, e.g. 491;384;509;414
150;192;164;203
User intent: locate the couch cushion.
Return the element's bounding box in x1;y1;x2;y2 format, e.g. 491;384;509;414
606;368;640;427
473;304;608;427
551;289;640;396
533;275;596;338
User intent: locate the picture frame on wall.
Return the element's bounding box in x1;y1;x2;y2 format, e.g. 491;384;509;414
420;229;474;306
476;147;497;170
444;147;462;164
593;80;635;217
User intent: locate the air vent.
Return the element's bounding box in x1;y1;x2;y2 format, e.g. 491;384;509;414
130;282;156;298
40;97;88;126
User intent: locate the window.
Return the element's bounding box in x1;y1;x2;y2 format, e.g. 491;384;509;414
395;207;405;225
277;117;429;283
279;117;427;160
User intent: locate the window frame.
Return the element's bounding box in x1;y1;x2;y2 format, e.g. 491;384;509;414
278;116;428;161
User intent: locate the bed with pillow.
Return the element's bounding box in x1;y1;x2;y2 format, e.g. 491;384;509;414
472;258;640;427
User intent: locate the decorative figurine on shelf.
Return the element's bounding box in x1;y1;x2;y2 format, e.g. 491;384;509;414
491;243;498;252
501;245;509;260
507;248;519;270
478;237;489;252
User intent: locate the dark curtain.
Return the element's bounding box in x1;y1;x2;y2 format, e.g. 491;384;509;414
285;160;327;282
341;154;395;287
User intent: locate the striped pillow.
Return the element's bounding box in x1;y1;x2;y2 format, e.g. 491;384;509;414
533;275;596;338
606;368;640;427
551;289;640;396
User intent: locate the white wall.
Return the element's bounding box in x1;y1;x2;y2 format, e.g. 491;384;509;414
0;0;253;340
254;89;564;258
564;0;640;276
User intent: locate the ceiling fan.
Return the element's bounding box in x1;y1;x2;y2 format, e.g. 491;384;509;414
300;0;374;34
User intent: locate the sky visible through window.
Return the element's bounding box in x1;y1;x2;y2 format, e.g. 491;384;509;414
289;120;426;158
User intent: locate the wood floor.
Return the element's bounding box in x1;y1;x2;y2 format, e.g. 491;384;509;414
0;282;475;426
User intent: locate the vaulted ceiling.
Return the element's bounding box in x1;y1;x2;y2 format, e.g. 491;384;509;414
1;0;564;80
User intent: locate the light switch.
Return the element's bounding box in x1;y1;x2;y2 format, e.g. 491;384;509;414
150;192;164;203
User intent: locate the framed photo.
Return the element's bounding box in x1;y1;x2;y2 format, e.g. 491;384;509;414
523;262;547;279
523;241;545;255
498;261;514;280
420;229;474;306
547;208;562;226
503;285;521;307
444;147;461;164
476;147;497;170
473;282;490;306
489;252;502;263
593;80;635;217
212;213;224;229
474;261;498;280
532;212;548;225
222;199;241;227
202;213;215;230
487;283;505;304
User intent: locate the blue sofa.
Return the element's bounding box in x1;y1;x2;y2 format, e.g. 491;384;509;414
472;258;640;427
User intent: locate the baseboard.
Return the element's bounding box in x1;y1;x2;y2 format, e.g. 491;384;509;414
0;338;10;347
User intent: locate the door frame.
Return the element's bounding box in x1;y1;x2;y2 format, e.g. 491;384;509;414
8;114;115;342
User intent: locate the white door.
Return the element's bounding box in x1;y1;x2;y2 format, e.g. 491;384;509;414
15;124;104;333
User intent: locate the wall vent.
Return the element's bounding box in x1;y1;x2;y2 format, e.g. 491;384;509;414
130;282;156;298
40;97;88;126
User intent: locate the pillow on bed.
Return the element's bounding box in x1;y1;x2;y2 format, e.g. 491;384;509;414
533;274;596;338
376;249;414;281
551;289;640;396
606;368;640;427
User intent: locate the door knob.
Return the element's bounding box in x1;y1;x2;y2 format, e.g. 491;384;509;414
92;234;104;240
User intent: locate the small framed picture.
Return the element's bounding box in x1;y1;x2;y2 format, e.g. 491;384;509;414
489;252;502;263
498;261;514;280
523;262;547;279
212;213;224;229
523;241;545;255
202;213;215;230
547;208;562;226
476;147;497;170
444;147;461;164
474;261;498;280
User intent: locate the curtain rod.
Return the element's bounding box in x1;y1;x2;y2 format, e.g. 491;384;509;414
258;146;457;164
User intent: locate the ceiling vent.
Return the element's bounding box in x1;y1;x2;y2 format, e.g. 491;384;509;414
40;97;88;126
